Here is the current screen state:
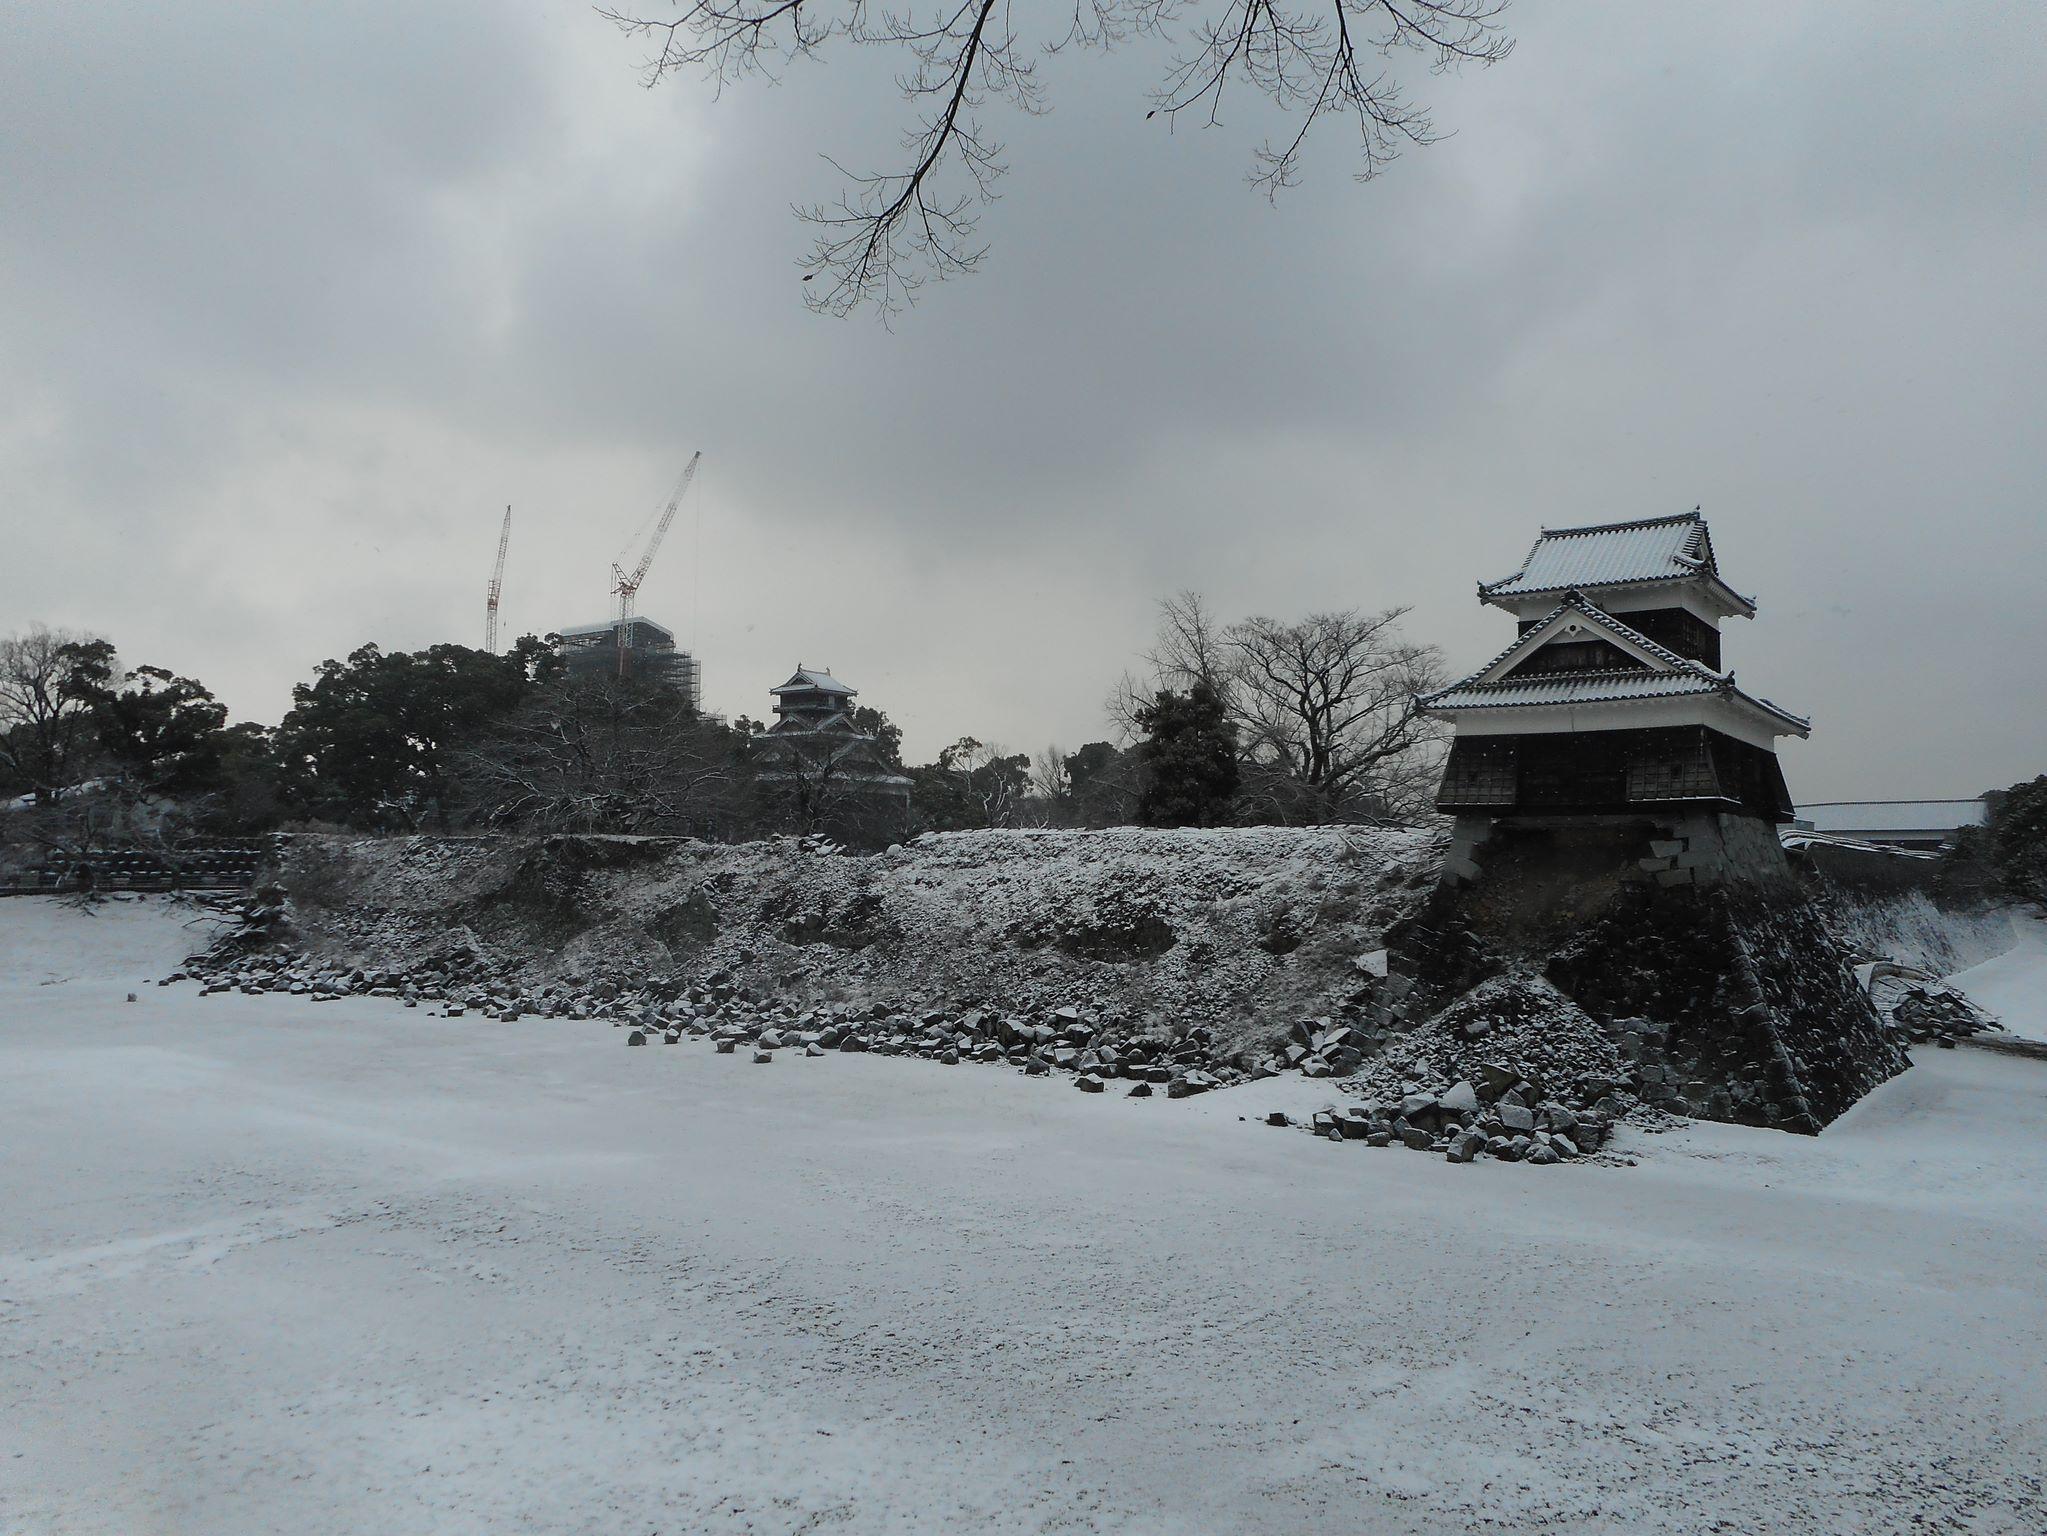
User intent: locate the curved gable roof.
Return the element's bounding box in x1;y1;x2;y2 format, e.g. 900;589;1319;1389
1479;513;1755;616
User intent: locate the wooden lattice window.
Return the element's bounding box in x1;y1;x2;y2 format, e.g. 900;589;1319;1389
1438;740;1518;807
1626;729;1721;801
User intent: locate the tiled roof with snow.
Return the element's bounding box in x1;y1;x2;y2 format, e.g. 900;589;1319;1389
1479;513;1755;613
771;667;856;696
1421;668;1810;734
1423;669;1725;709
1421;594;1809;734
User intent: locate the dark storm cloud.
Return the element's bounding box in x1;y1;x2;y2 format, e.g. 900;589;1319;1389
3;2;2042;793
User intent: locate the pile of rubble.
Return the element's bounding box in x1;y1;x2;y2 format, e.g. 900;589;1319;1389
1309;975;1638;1164
174;934;1633;1163
173;914;1656;1165
1887;981;2001;1048
1284;1074;1606;1165
257;825;1443;1074
170;933;1254;1098
679;997;1238;1098
176;876;1951;1168
1261;1014;1387;1079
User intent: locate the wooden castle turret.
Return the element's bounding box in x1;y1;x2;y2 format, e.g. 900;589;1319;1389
1422;512;1808;831
1413;512;1816;894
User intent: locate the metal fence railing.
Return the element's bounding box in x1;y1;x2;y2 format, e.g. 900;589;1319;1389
0;844;272;897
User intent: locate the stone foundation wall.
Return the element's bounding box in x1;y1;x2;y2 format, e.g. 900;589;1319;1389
1382;811;1906;1134
1443;809;1795;895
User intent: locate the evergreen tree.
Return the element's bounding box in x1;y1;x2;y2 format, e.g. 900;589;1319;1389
1135;685;1238;828
1063;741;1118;796
275;641;548;829
0;629;116;804
85;665;231;795
1988;776;2047;910
848;705;903;768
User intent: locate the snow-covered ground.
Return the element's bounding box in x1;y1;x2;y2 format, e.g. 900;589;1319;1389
3;897;2045;1535
1948;908;2047;1043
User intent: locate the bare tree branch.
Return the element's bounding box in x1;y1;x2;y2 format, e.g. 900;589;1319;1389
602;0;1511;315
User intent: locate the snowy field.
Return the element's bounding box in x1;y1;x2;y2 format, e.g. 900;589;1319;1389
3;897;2045;1535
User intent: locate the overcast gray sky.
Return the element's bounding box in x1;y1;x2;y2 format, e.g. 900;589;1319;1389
4;1;2042;797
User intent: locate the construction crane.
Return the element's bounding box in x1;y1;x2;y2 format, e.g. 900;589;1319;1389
611;452;702;626
484;505;512;654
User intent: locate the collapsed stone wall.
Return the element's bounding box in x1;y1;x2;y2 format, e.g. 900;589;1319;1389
186;813;1917;1157
250;825;1446;1070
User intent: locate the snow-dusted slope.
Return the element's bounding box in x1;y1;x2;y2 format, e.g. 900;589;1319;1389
1824;885;2018;976
274;826;1445;1062
4;896;2045;1534
1948;908;2047;1043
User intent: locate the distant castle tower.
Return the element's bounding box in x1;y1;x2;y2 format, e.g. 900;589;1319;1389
1420;511;1808;886
768;666;860;733
756;666;910;839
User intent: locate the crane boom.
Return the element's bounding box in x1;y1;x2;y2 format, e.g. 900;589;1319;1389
610;451;701;623
485;505;512;653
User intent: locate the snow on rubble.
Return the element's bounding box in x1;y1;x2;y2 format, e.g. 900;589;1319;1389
185;823;1450;1078
150;824;2033;1168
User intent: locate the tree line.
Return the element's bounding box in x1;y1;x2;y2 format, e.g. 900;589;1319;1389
0;594;1455;858
7;608;2046;908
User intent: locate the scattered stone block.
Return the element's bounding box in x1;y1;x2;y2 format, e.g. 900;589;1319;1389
1446;1130;1485;1163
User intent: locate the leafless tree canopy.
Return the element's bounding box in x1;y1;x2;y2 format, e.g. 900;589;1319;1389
454;678;733;835
756;729;866;833
925;735;1030;828
0;625;113;806
1113;591;1446;822
1107;589;1229;738
601;1;1512;316
1226;606;1445;820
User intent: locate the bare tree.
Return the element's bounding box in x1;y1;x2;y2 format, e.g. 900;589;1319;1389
454;678;734;835
1030;742;1072;804
926;736;1030;828
601;1;1512;316
0;626;116;806
1108;589;1234;739
5;792;202;902
1112;595;1446;822
1225;606;1445;821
